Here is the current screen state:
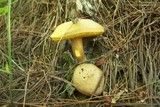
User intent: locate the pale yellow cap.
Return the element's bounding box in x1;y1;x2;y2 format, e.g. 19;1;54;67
50;19;104;41
72;63;105;96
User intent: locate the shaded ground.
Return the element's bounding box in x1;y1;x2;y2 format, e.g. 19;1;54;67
0;0;160;107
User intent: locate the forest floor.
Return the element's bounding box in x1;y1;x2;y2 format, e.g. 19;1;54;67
0;0;160;107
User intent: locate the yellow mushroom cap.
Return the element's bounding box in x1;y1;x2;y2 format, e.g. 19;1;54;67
50;19;104;41
72;63;105;96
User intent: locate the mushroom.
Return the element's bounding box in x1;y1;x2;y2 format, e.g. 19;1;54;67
72;63;105;96
50;19;104;62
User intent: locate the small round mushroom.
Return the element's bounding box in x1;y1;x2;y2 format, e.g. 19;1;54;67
50;19;104;62
72;63;105;96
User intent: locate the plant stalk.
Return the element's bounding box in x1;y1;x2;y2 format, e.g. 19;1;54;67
7;0;13;105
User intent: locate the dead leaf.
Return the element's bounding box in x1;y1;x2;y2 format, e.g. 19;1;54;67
96;55;108;66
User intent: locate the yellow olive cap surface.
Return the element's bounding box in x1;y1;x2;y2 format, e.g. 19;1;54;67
50;19;104;41
72;63;105;96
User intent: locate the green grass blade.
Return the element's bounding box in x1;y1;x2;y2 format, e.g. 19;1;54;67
7;0;13;105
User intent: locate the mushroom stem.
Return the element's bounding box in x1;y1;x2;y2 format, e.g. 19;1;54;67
71;38;86;62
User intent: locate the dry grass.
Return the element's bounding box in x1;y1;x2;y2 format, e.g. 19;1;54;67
0;0;160;107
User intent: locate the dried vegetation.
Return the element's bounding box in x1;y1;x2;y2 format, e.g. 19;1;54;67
0;0;160;106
